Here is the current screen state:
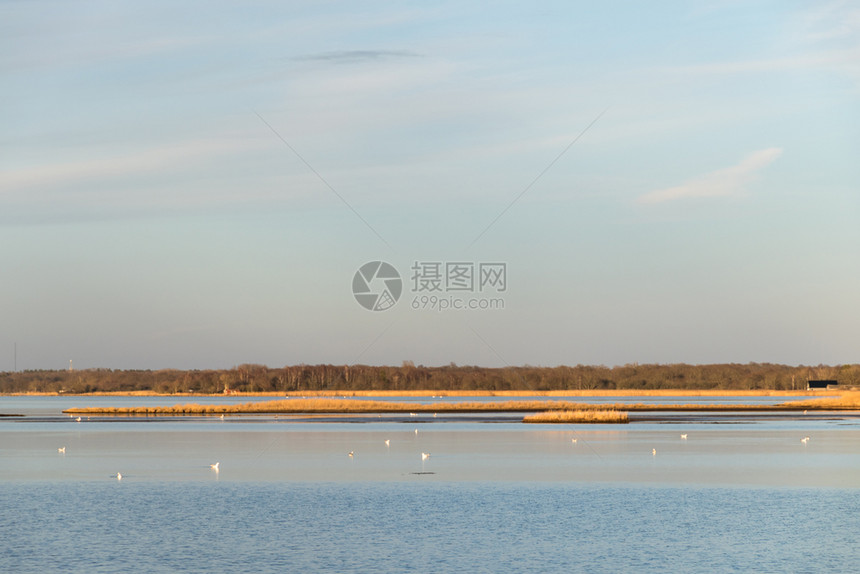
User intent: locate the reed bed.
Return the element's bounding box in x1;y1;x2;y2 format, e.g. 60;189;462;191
65;398;627;415
284;389;815;398
523;410;628;424
64;395;854;416
20;389;820;398
781;392;860;410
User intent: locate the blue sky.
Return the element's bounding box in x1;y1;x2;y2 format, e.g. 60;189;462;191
1;1;858;370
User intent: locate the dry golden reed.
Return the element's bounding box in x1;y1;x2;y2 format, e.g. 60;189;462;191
522;410;629;424
64;392;860;416
66;398;627;415
33;389;819;399
783;391;860;409
283;389;814;398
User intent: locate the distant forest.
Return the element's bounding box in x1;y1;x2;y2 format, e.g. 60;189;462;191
1;363;857;394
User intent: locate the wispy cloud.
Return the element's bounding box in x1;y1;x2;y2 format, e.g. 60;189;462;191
799;1;860;43
293;49;422;64
655;3;860;88
659;49;858;76
0;138;261;193
638;147;783;204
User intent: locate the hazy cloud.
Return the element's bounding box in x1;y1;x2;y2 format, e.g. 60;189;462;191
293;49;422;63
0;138;263;193
638;147;783;204
656;3;860;86
659;50;858;76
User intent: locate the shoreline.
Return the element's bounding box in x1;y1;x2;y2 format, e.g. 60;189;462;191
60;392;860;417
4;388;833;398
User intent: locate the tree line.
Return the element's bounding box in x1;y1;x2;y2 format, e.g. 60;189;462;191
0;362;857;394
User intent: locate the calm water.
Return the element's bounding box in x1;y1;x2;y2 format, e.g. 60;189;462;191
0;393;829;417
2;396;859;573
2;482;858;574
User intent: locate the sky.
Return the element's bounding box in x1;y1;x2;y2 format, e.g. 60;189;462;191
1;0;858;371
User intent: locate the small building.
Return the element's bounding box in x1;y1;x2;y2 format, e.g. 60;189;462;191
807;379;838;390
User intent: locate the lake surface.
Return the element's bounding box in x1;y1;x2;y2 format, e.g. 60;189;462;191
0;393;829;417
1;395;858;573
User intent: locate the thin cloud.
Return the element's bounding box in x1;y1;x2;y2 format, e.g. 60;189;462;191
652;4;860;85
638;147;783;204
0;138;262;193
293;49;422;63
659;49;857;76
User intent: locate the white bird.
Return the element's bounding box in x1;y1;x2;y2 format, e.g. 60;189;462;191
801;436;810;444
384;439;390;447
220;414;225;420
210;462;220;471
348;451;354;457
76;417;81;422
652;448;657;455
414;429;419;435
421;452;430;460
571;438;577;444
680;434;688;439
58;447;66;454
116;473;122;480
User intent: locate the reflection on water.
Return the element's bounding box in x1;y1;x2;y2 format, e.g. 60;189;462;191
2;424;856;486
1;396;858;487
1;396;858;573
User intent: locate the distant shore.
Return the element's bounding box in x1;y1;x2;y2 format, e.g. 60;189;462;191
3;363;856;395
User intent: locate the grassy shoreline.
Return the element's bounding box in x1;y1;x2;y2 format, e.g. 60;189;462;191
61;392;860;417
64;399;626;415
9;388;829;398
